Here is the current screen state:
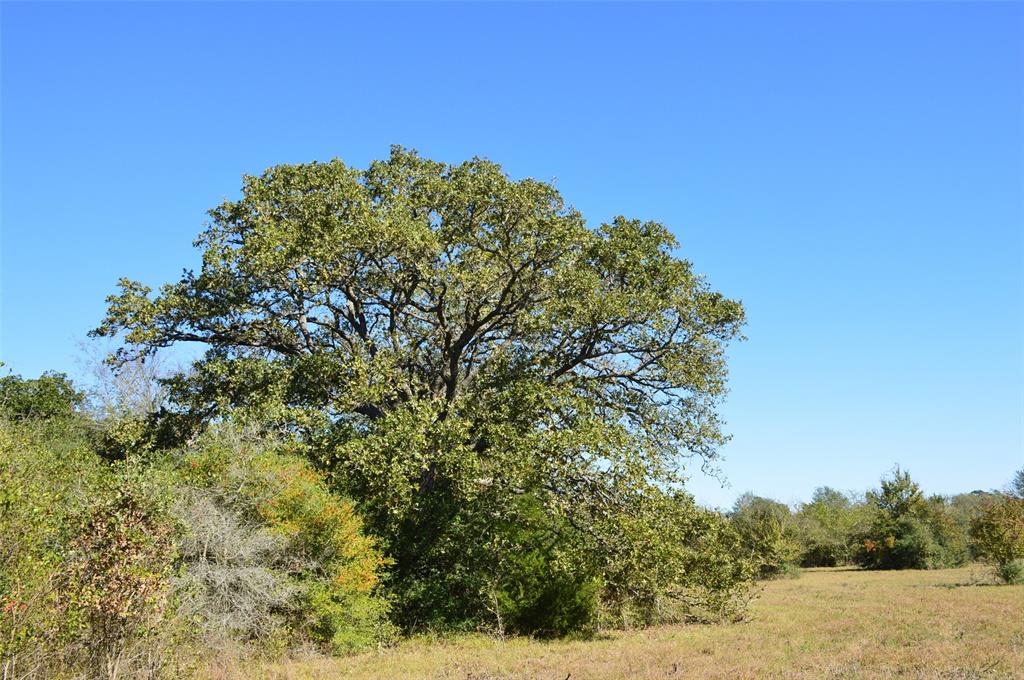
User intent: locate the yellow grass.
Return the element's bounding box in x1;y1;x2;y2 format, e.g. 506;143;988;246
206;567;1024;679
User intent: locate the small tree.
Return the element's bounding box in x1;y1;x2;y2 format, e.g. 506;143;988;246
730;493;801;578
1009;467;1024;500
795;487;869;567
857;468;965;570
0;370;84;421
970;478;1024;584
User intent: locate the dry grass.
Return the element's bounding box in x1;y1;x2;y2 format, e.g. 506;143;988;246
205;566;1024;679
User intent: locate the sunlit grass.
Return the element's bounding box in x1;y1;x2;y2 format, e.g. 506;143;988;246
206;566;1024;679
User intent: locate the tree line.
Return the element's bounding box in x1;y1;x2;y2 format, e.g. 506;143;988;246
728;468;1024;580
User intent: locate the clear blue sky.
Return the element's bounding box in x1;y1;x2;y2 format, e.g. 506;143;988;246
2;2;1022;508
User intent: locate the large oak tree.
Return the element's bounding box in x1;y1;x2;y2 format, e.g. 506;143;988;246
95;147;748;630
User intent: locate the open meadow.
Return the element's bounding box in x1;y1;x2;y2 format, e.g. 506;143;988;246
213;567;1024;680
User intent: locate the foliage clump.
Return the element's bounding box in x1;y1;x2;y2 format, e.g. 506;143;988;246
969;473;1024;584
0;369;84;421
0;418;183;679
729;493;802;578
172;429;393;653
0;416;392;678
855;469;967;570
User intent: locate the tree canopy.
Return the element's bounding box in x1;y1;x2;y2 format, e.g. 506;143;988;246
0;367;84;421
93;147;748;630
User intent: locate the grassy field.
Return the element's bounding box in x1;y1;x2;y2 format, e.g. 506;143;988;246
207;567;1024;680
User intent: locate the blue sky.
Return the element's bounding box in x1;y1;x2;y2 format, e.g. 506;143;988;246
2;2;1022;508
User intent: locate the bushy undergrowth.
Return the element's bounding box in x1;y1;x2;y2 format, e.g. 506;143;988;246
4;390;1014;678
970;495;1024;584
2;413;756;677
0;418;184;679
171;430;394;653
371;479;753;638
0;418;391;678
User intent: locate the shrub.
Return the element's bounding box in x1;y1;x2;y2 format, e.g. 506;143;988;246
377;488;602;636
0;370;84;421
795;487;869;567
856;469;966;570
970;495;1024;583
172;490;296;647
172;429;393;653
0;418;186;679
860;516;938;570
595;491;754;628
730;494;801;578
384;484;754;637
996;560;1024;585
477;499;601;638
1;419;100;674
62;473;178;677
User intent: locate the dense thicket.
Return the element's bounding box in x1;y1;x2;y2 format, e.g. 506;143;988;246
0;415;391;679
970;493;1024;584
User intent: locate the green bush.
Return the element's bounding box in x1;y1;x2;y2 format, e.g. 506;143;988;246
970;495;1024;583
729;494;802;578
0;370;84;421
379;482;753;636
0;418;186;679
996;560;1024;585
487;543;601;638
1;419;95;675
376;489;602;637
172;429;394;653
595;491;754;627
795;487;870;567
856;469;967;570
477;499;601;638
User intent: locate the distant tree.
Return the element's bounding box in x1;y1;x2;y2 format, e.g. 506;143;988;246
1010;467;1024;500
730;493;801;578
0;368;84;420
857;468;966;570
970;495;1024;584
872;468;926;518
795;487;869;567
92;147;748;631
970;468;1024;584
